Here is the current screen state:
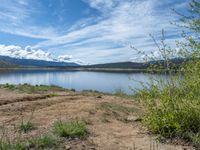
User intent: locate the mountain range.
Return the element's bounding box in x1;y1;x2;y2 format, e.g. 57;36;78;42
0;55;148;69
0;60;19;68
0;55;187;69
0;55;79;67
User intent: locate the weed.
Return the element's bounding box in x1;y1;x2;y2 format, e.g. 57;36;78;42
0;135;58;150
17;106;36;133
53;120;87;138
114;89;127;97
18;121;36;133
0;140;27;150
47;93;58;97
100;102;138;114
28;135;58;149
1;83;16;90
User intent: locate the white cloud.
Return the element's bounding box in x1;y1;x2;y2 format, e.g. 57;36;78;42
33;0;187;64
0;45;84;64
58;55;73;61
83;0;119;12
0;45;53;61
0;0;188;64
58;55;87;65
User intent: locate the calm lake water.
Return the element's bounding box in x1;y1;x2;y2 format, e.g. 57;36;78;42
0;70;168;94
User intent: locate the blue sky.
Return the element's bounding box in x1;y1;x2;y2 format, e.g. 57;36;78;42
0;0;189;64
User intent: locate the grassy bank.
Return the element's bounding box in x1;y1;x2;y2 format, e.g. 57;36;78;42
0;83;71;94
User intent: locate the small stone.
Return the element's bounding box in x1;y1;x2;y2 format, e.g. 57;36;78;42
126;116;142;122
65;145;71;150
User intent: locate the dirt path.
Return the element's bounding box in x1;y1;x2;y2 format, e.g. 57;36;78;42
0;88;193;150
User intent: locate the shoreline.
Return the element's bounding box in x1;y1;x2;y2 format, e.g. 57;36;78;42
0;67;147;73
0;67;181;74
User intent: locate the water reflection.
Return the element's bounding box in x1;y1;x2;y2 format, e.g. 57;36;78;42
0;70;167;94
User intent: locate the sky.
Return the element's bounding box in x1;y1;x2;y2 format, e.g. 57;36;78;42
0;0;189;64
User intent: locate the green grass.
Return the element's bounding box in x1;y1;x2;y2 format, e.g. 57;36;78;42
1;83;16;90
0;83;65;93
0;140;27;150
0;135;58;150
28;135;58;149
18;121;36;133
53;120;87;138
114;89;136;99
100;102;138;114
46;93;58;97
100;102;140;123
114;89;127;97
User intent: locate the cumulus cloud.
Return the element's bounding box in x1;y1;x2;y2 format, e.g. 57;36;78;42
0;45;84;64
57;54;86;64
57;55;73;61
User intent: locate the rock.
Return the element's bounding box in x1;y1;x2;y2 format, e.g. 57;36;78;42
65;145;71;150
126;116;142;122
126;116;137;121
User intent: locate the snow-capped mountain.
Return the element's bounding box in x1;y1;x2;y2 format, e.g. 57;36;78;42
0;45;83;67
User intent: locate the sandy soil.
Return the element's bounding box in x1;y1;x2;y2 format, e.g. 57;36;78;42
0;88;194;150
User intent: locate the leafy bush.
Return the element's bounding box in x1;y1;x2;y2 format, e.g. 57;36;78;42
134;0;200;147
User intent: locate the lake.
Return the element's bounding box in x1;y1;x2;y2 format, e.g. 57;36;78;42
0;70;168;94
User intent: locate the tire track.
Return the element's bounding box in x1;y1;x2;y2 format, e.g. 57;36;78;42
0;95;87;114
0;93;81;106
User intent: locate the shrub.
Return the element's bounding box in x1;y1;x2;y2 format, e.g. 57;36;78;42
2;83;16;90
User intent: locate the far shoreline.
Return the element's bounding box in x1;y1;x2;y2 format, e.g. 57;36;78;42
0;67;181;74
0;67;147;73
